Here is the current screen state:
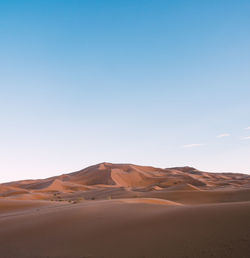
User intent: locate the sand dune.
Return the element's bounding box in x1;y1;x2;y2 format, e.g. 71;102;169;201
120;197;182;205
166;183;201;191
1;163;250;201
0;199;56;214
1;163;250;257
0;199;249;258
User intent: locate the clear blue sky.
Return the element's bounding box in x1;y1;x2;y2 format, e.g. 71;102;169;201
1;0;250;182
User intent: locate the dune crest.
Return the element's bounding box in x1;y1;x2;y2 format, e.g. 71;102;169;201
120;198;182;205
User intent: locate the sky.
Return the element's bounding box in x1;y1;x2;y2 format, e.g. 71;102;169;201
0;0;250;182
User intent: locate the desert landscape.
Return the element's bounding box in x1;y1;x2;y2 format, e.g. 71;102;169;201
1;162;250;258
2;1;250;257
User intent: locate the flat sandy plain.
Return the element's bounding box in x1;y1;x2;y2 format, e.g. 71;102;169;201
1;163;250;258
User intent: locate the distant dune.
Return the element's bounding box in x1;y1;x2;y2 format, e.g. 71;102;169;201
1;162;250;257
1;162;250;201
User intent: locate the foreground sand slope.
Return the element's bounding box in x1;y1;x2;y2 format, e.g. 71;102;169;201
0;199;250;258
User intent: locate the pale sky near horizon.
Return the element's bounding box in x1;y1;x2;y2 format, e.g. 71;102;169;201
1;0;250;183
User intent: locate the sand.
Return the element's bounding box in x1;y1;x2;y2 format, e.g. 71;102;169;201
0;199;250;258
1;162;250;257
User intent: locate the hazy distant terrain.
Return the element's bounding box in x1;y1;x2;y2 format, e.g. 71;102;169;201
1;163;250;257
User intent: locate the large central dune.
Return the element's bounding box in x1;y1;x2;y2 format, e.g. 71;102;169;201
1;162;250;201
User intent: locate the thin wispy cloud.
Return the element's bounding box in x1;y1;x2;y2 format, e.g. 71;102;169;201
245;127;250;130
217;133;230;138
242;136;250;140
181;144;204;148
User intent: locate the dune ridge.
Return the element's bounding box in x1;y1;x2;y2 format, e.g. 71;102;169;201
1;162;250;201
